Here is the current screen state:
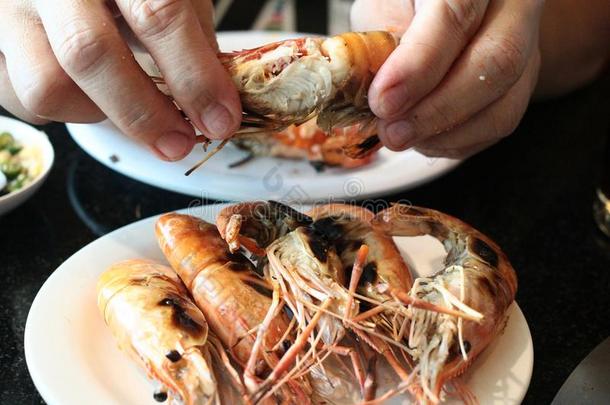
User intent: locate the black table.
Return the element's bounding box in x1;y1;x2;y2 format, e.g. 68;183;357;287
2;73;609;404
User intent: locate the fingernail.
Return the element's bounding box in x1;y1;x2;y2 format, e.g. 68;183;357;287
385;120;415;149
379;84;408;118
201;103;233;138
155;132;191;160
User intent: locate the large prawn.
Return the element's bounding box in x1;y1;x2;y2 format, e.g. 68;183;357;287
231;118;376;170
156;213;359;404
371;205;518;403
216;201;415;400
219;202;518;404
97;259;222;404
216;201;357;345
153;32;396;174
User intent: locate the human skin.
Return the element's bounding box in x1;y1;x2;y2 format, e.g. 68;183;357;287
351;0;610;158
0;1;608;161
0;0;241;161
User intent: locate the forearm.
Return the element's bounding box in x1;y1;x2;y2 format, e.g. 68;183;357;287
535;0;610;99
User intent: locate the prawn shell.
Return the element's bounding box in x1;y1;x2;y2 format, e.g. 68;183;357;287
155;213;291;372
97;259;216;405
308;204;413;300
323;31;396;108
373;205;518;398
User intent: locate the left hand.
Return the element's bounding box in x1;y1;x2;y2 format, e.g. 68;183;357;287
351;0;544;158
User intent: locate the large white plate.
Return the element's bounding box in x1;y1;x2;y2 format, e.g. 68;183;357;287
25;204;533;405
67;31;460;202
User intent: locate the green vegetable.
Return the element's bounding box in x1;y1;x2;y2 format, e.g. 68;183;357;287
0;132;15;150
0;131;35;194
1;161;22;180
7;145;22;155
6;178;24;193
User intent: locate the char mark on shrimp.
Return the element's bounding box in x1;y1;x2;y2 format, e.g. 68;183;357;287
311;216;345;241
301;226;331;263
158;296;205;337
267;200;313;227
471;237;499;268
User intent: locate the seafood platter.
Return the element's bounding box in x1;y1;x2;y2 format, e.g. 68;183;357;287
26;32;532;404
26;202;532;404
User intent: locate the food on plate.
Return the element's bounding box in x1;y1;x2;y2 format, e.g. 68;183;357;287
217;202;517;403
371;205;518;402
231;118;376;170
97;202;517;404
0;131;42;196
153;31;395;174
155;213;312;403
97;259;223;404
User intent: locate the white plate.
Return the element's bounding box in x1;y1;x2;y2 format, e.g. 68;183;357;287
0;116;54;216
25;203;533;405
67;31;460;203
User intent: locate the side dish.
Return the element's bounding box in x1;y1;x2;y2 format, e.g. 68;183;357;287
0;131;42;196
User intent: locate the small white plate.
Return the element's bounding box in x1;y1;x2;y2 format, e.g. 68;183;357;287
67;31;460;203
0;116;54;216
25;204;533;405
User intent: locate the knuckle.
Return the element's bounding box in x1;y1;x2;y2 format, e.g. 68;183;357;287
129;0;185;39
175;74;216;107
481;34;527;86
412;42;447;79
489;106;520;139
117;105;160;140
411;97;459;137
57;23;113;76
443;0;482;38
20;69;72;117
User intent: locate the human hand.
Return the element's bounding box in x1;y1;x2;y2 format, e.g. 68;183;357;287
0;0;241;161
352;0;544;158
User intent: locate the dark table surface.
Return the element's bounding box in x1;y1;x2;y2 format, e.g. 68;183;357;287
1;9;610;404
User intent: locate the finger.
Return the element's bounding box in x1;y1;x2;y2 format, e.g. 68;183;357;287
411;50;540;159
189;0;218;50
378;0;544;150
116;0;241;140
117;0;219;52
36;0;195;161
350;0;414;35
0;13;104;123
369;0;489;119
415;139;497;159
0;53;49;125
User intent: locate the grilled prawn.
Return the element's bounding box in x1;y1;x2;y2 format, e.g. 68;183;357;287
307;204;413;304
216;201;356;350
97;259;219;405
232;118;377;169
155;213;317;403
373;205;518;403
222;31;396;136
219;202;518;404
216;201;414;399
219;202;413;341
162;31;396;174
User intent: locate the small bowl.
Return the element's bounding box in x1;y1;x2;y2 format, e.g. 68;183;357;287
0;116;54;216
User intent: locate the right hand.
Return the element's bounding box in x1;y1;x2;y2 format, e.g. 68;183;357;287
0;0;242;161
